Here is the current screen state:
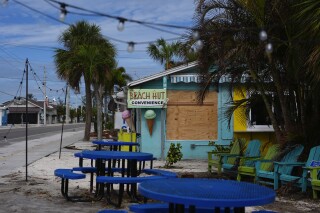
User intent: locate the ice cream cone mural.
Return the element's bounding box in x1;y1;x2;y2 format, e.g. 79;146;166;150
144;110;156;136
122;110;136;132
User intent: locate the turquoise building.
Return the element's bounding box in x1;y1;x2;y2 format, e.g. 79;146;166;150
126;62;233;160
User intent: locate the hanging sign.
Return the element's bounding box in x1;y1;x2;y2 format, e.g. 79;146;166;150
127;89;167;108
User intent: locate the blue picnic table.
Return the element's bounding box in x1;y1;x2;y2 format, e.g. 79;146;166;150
75;150;154;206
138;178;276;213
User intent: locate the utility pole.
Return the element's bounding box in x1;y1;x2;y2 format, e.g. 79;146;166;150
65;84;70;123
43;66;46;125
25;58;29;182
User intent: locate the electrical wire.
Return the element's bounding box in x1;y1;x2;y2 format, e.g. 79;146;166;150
45;0;193;30
27;61;64;95
11;0;184;46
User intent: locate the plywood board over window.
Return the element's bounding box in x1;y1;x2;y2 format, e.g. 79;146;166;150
166;90;218;140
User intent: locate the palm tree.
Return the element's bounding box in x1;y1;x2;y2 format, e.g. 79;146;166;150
147;38;182;70
70;37;116;140
107;67;132;89
191;0;320;157
54;21;104;141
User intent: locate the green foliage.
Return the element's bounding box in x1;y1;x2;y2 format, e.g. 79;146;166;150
209;138;246;154
105;121;114;130
209;140;233;152
165;143;183;168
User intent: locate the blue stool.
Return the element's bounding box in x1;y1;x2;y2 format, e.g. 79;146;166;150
54;169;87;202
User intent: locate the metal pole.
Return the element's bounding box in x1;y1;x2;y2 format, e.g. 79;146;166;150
25;58;28;182
59;84;68;159
43;66;46;125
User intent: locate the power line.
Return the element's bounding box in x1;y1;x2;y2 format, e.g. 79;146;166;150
45;0;193;30
11;0;184;49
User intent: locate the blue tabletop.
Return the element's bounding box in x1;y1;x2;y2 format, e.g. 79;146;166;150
92;140;140;146
75;150;153;160
138;178;275;208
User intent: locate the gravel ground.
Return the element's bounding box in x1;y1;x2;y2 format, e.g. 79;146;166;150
0;142;319;213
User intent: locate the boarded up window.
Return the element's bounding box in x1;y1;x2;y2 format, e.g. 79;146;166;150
166;90;218;140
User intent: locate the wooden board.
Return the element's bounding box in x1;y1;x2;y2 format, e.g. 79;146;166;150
166;90;218;140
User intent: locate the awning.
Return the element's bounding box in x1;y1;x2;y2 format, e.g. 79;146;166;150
8;107;40;113
170;74;200;83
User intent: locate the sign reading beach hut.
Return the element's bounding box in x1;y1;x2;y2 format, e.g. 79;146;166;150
127;89;167;108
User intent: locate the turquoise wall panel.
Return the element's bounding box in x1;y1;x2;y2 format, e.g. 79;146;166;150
139;108;162;157
218;83;233;145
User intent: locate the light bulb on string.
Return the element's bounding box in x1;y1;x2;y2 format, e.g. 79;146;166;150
265;43;273;54
195;39;203;50
259;30;268;41
59;3;67;21
127;42;135;53
117;18;126;31
192;30;200;40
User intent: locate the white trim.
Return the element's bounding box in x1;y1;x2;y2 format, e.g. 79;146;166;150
170;74;200;83
246;126;274;132
127;61;198;87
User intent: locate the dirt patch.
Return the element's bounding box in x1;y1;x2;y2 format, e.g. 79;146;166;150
0;152;319;213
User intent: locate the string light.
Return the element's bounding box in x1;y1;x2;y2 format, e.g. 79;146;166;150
265;43;273;54
259;30;268;41
11;0;183;47
127;42;135;53
59;3;67;21
117;18;126;31
192;30;200;40
195;40;203;50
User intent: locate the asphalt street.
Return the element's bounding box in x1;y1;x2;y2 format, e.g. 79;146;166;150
0;123;85;178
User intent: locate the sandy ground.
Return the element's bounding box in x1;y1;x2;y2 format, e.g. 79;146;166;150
0;142;319;213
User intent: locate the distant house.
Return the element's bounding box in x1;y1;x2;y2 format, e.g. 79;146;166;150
1;98;57;125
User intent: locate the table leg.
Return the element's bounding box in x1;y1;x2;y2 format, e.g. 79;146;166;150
234;207;245;213
169;203;175;213
176;204;185;213
95;159;106;200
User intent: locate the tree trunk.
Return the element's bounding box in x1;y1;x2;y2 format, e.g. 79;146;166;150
84;77;92;141
94;84;104;140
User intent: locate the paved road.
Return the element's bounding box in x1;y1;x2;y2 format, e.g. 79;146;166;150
0;123;85;144
0;123;86;178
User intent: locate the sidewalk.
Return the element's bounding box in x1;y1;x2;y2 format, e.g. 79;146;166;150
0;136;319;212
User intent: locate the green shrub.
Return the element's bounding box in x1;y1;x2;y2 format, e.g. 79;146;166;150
165;143;183;168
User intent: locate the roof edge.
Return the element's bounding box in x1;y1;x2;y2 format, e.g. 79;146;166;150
127;61;198;87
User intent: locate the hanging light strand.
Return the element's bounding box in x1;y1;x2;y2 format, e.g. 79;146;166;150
11;0;183;52
45;0;193;30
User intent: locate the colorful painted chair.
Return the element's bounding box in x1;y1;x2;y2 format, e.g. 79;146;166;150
310;165;320;198
237;144;280;182
207;138;246;174
221;139;261;173
255;144;304;189
274;145;320;192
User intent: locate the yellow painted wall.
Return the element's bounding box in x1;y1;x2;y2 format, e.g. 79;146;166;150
233;87;247;131
233;86;276;155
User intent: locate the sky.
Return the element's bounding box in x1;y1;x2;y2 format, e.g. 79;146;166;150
0;0;196;107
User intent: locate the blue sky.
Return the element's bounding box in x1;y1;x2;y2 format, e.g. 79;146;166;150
0;0;195;107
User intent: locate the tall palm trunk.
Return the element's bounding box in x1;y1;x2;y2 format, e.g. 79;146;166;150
94;83;104;140
84;77;92;141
